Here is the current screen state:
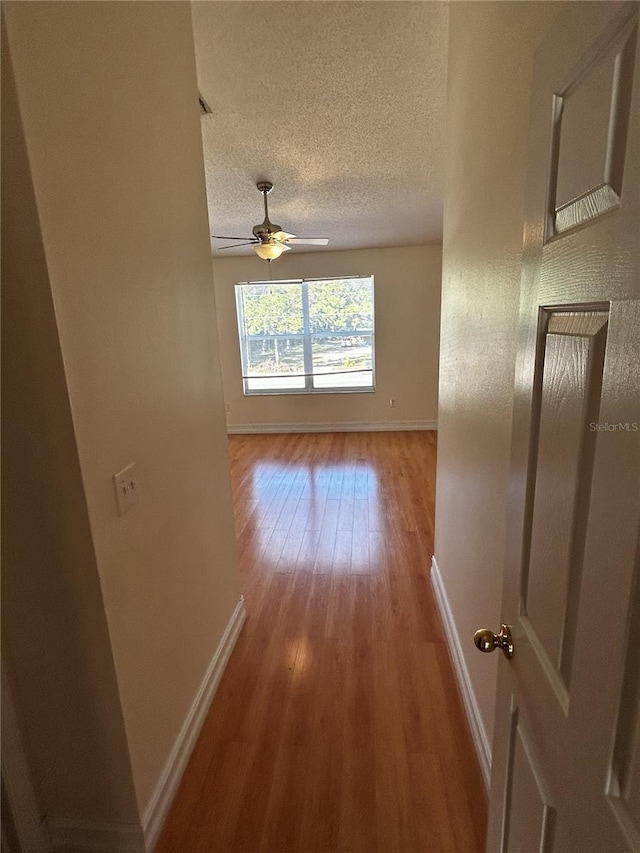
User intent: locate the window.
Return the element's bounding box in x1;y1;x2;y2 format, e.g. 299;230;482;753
235;276;375;395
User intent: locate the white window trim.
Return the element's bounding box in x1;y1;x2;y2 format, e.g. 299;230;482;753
235;276;376;396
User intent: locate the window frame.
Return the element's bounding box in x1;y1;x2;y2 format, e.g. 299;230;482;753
235;276;376;396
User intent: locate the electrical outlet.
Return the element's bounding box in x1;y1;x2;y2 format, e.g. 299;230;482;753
389;398;397;408
113;463;139;516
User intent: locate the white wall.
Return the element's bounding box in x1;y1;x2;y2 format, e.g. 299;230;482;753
435;0;561;768
213;245;441;431
3;0;242;834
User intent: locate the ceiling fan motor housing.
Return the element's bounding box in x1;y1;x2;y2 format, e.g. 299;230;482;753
252;221;282;241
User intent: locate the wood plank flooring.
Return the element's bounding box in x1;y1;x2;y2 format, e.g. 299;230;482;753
155;431;487;852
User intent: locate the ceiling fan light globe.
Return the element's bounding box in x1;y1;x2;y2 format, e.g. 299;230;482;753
255;242;284;260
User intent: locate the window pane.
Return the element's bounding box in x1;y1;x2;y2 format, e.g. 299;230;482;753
311;334;374;389
308;278;373;334
241;284;303;336
239;283;305;391
313;371;373;389
245;336;305;391
246;375;306;392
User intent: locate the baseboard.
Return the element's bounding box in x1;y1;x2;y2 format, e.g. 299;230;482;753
143;595;247;849
430;556;491;788
227;420;437;434
47;820;145;853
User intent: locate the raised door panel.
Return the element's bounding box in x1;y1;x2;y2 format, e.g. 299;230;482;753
606;539;640;848
549;19;637;236
524;310;608;703
503;707;555;853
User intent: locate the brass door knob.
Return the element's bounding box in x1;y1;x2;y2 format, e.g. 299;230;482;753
474;624;514;659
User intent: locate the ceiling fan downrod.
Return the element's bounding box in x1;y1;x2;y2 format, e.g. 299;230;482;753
257;181;274;225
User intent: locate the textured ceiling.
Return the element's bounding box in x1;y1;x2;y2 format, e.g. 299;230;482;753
192;1;448;256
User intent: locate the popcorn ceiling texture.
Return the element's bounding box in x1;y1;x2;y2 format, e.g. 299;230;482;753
192;1;448;256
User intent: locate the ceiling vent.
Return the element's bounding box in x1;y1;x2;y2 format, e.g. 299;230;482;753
198;93;212;116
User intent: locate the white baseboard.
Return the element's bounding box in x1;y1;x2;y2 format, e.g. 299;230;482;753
142;595;247;849
430;556;491;788
47;820;145;853
227;420;437;434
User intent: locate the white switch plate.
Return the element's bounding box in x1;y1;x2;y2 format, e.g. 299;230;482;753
113;463;139;516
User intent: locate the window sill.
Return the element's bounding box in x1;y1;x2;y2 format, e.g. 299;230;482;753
243;386;376;397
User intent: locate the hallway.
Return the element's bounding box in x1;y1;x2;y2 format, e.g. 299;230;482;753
156;431;487;852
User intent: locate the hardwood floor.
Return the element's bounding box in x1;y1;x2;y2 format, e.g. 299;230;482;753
155;431;487;852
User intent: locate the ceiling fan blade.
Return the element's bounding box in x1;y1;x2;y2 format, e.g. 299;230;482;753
211;234;255;241
217;242;257;250
283;237;329;246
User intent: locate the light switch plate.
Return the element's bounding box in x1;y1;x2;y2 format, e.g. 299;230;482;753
113;463;139;516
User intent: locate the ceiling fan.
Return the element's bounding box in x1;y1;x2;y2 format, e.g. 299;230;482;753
212;181;329;261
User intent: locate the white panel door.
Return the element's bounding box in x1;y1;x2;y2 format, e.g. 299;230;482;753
482;3;640;851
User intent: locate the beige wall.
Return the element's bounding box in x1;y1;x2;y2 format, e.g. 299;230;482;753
3;0;241;827
436;1;560;757
213;245;441;430
1;18;140;829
